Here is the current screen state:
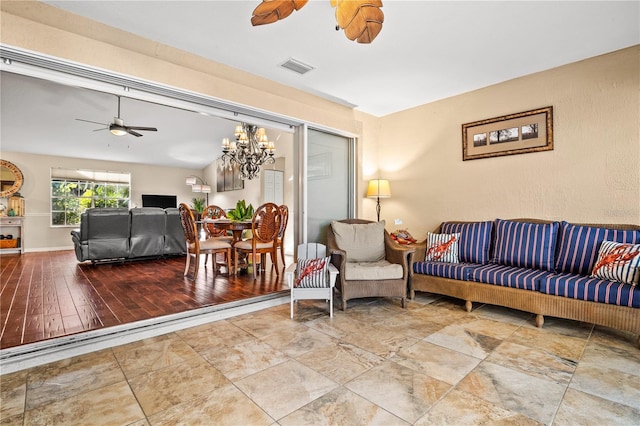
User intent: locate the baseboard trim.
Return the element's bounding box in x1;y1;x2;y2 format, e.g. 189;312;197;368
0;292;289;374
24;246;74;253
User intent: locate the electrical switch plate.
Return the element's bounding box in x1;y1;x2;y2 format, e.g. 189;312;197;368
394;219;403;225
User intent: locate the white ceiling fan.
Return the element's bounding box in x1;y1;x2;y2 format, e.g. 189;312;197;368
76;95;158;137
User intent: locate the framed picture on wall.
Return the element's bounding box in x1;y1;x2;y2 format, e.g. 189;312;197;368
232;162;244;190
216;161;244;192
462;106;553;161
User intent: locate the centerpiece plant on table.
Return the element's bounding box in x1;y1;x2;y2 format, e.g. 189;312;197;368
227;199;254;221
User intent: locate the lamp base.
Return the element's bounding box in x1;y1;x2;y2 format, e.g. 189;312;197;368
376;197;381;222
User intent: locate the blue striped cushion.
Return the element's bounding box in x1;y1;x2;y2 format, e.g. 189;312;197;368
471;264;551;291
413;261;479;281
441;221;493;264
492;219;559;271
555;221;640;276
539;272;640;308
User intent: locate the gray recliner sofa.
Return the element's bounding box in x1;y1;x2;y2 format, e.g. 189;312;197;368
71;207;186;263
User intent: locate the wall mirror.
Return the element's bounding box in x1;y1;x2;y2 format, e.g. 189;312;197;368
0;159;24;197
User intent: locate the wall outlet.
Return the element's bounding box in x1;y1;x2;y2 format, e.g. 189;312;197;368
394;218;403;225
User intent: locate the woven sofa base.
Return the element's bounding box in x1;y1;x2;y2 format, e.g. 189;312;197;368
411;273;640;344
337;279;407;310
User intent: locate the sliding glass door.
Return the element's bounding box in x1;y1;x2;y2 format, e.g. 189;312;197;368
305;128;354;243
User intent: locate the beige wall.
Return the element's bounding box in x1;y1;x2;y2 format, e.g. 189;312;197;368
373;46;640;238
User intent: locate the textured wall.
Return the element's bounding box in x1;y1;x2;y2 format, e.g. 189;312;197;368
373;46;640;238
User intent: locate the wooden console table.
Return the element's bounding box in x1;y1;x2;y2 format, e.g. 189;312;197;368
0;216;24;254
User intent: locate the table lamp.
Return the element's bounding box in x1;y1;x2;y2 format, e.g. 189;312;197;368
366;179;391;222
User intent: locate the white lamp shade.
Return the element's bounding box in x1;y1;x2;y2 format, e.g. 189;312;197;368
191;184;202;192
185;176;197;185
201;185;212;193
366;179;391;198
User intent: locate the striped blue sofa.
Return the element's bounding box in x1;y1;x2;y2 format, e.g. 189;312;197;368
410;219;640;346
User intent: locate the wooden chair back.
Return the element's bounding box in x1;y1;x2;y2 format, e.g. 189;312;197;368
277;204;289;264
278;205;289;240
178;203;198;246
202;205;229;238
251;202;281;244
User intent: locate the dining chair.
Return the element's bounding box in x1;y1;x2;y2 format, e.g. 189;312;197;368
233;202;282;279
276;204;289;266
201;204;234;268
286;243;338;318
201;205;233;241
178;203;232;278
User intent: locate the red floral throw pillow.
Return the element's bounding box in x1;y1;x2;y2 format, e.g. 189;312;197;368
591;240;640;285
295;256;330;288
424;232;460;263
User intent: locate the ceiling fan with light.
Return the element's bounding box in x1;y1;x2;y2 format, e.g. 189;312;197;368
76;96;158;137
251;0;384;44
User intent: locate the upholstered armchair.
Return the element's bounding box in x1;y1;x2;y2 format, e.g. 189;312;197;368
326;219;415;310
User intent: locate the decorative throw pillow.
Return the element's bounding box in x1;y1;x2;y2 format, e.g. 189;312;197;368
555;221;640;275
591;241;640;285
441;221;493;264
424;232;460;263
331;220;386;263
492;219;559;271
295;256;331;288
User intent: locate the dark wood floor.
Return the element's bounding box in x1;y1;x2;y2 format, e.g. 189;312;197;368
0;251;288;349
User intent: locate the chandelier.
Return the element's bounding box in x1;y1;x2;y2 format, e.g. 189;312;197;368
220;123;275;180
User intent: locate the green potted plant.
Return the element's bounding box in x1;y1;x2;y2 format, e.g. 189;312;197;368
227;199;254;221
191;197;206;220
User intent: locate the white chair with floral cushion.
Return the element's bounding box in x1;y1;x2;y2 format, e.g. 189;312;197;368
285;243;338;318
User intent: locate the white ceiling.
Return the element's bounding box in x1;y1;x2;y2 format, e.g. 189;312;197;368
0;72;252;169
1;1;638;169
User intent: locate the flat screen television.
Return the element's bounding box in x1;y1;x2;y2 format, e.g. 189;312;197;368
141;194;177;209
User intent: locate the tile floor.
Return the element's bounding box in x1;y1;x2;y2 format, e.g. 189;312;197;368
2;293;640;425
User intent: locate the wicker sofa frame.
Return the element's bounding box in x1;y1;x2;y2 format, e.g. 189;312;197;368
410;219;640;346
327;219;415;310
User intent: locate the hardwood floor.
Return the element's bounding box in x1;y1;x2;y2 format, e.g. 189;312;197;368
0;251;287;349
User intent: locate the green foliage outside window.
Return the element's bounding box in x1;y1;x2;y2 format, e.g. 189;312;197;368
51;179;130;226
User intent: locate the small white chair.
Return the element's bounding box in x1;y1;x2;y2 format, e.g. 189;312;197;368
285;243;338;318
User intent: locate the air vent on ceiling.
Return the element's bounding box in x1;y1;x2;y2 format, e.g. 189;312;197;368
280;58;314;75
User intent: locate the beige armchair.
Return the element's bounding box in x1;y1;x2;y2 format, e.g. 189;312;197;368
326;219;415;310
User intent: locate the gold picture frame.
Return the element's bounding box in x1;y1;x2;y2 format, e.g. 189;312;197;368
462;106;553;161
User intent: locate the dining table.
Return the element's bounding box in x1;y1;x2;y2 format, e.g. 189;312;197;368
204;219;253;244
203;219;254;271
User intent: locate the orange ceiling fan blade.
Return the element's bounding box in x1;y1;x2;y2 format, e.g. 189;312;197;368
251;0;308;26
333;0;384;44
